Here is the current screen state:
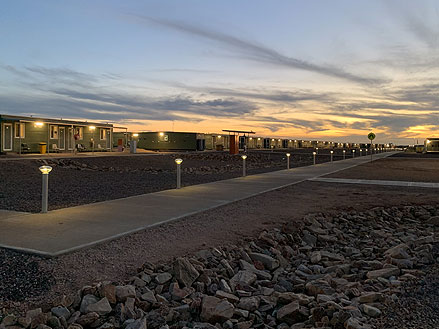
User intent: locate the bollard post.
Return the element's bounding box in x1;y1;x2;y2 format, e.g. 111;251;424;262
360;149;362;156
330;150;333;162
343;150;346;160
313;152;316;165
286;153;291;169
241;155;247;177
315;147;319;154
39;166;52;213
175;158;183;189
352;150;356;158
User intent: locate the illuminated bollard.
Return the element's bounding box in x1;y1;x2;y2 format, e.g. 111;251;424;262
39;165;52;213
330;150;333;162
175;158;183;189
313;152;316;165
286;153;291;169
315;147;319;154
352;149;356;158
343;150;346;160
360;149;363;156
241;155;247;177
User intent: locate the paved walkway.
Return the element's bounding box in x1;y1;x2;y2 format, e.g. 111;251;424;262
309;177;439;188
0;152;395;257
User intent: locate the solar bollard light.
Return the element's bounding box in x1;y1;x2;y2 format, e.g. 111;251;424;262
241;155;247;177
313;151;316;165
286;153;291;169
352;149;356;157
39;165;52;213
330;150;333;162
343;150;346;160
175;158;183;189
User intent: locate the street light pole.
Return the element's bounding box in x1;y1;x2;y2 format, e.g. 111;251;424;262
175;158;183;189
39;165;52;213
242;155;247;177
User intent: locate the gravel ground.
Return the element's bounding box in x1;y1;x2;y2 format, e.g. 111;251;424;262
0;150;351;213
0;179;437;315
325;157;439;183
391;152;439;158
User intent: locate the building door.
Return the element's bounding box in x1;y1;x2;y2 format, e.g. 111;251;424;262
106;130;111;149
59;127;65;150
3;123;13;151
67;128;74;150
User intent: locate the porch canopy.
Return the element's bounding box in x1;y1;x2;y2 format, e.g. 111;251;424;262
222;129;255;154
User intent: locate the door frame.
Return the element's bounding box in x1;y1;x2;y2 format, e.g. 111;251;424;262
2;123;13;151
67;127;74;150
59;126;66;150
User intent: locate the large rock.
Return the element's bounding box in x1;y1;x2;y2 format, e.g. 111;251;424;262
237;296;260;312
155;272;172;284
305;280;335;296
366;267;400;279
115;285;136;302
51;306;71;320
98;283;116;304
249;252;279;270
125;318;147;329
276;301;308;325
358;292;382;304
173;257;200;288
229;271;257;290
77;312;99;327
361;304;382;317
85;297;112;315
79;294;99;314
385;244;410;259
200;296;234;323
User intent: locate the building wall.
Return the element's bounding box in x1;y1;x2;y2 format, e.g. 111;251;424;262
136;132;198;150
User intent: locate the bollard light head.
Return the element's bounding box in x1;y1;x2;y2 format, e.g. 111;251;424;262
313;152;316;155
286;153;290;157
241;155;247;160
330;150;333;154
343;150;346;153
175;158;183;165
39;165;52;175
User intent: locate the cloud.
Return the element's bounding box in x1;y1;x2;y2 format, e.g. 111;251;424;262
128;15;385;85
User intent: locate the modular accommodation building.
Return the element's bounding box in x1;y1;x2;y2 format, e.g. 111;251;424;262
205;133;230;151
0;114;113;154
135;132;205;151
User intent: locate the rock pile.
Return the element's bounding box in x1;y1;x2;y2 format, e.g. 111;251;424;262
1;206;438;329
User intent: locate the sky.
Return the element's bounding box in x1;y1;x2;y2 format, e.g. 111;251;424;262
1;0;439;144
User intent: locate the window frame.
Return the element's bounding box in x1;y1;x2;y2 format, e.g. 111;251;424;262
14;123;25;138
100;128;107;140
50;125;59;139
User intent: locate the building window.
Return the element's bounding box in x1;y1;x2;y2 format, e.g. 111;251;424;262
74;127;83;140
50;125;59;139
14;123;25;138
100;128;107;140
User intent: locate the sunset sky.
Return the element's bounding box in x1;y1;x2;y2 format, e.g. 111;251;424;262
1;0;438;144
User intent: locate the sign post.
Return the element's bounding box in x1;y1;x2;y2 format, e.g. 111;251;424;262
368;132;376;161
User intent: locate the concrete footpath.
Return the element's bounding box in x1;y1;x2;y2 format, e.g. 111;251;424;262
310;177;439;188
0;152;395;257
